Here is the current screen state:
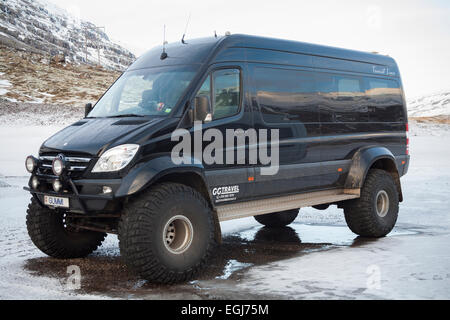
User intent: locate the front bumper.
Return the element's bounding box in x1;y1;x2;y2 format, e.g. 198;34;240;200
24;176;122;214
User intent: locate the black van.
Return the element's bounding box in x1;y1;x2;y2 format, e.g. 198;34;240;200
24;34;409;283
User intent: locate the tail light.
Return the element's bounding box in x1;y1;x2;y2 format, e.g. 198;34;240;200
406;123;409;155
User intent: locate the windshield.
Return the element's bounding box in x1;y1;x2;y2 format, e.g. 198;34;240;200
88;65;197;118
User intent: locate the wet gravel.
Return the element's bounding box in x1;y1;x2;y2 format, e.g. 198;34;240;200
23;226;337;299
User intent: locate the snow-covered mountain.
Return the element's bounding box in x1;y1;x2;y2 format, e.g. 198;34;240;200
0;0;135;70
408;91;450;118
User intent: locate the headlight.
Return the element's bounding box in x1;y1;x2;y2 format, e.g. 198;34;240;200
52;157;65;176
52;179;62;192
25;156;37;173
92;144;139;173
31;176;39;189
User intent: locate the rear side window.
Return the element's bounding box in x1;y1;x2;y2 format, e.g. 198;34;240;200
252;65;404;124
255;67;318;123
316;73;367;122
338;78;361;94
365;79;404;122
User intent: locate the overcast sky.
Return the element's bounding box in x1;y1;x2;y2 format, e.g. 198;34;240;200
48;0;450;98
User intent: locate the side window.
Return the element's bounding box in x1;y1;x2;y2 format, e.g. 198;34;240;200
337;78;361;96
365;78;404;122
212;69;240;120
195;69;241;122
316;73;367;123
255;67;318;123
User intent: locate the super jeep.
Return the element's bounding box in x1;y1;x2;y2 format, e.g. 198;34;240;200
24;34;409;283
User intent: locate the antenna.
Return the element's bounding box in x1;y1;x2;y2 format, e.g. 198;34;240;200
181;13;191;44
160;24;168;60
214;30;217;38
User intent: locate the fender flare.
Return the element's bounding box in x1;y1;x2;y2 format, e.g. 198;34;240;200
344;146;399;190
115;155;207;198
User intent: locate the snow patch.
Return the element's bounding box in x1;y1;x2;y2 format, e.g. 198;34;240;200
0;79;12;96
408;91;450;117
216;260;253;280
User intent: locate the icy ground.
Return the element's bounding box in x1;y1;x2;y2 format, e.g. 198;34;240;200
0;124;449;299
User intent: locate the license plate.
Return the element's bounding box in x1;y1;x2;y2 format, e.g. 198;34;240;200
44;195;69;208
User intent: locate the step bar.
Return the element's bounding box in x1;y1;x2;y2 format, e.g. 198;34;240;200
216;189;360;222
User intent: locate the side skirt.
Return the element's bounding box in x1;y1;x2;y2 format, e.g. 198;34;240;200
216;189;360;222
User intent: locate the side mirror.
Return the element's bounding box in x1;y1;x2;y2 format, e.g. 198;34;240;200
84;103;93;117
194;96;211;122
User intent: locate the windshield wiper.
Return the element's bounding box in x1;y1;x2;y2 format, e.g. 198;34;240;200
106;114;146;118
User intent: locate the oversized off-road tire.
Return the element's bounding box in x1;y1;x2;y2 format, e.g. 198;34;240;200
26;198;106;258
118;183;217;284
254;209;299;227
344;169;399;237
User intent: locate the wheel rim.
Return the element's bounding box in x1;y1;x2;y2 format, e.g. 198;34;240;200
163;215;194;254
376;190;389;217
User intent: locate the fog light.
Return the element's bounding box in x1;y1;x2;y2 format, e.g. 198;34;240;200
31;177;39;189
52;180;62;192
25;156;37;173
52;157;65;176
102;186;112;194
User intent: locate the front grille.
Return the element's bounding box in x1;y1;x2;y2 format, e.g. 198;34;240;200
38;154;92;178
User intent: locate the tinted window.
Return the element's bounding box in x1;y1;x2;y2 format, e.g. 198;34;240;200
338;78;361;94
253;66;403;124
315;73;367;122
365;78;404;122
255;67;318;123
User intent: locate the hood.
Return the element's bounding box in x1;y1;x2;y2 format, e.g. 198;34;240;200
40;117;168;156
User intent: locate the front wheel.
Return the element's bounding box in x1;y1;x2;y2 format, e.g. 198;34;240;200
118;183;217;284
254;209;299;227
26;198;106;258
344;169;399;237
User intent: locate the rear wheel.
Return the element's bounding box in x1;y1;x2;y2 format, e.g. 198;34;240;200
344;169;399;237
118;183;217;284
26;198;106;258
254;209;299;227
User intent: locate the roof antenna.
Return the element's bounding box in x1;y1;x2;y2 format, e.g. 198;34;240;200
181;13;191;44
160;24;168;60
214;30;217;38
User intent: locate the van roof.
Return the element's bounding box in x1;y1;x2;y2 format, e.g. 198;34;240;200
128;33;397;72
220;34;397;67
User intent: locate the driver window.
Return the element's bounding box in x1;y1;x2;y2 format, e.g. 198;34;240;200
213;69;240;120
195;69;240;122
